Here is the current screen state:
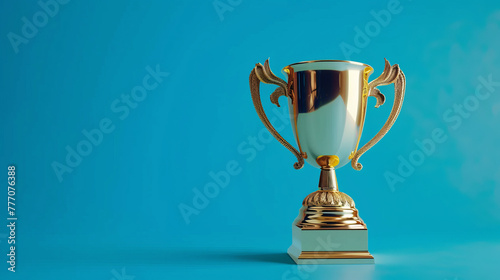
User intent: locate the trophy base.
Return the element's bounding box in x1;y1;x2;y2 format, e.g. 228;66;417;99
287;169;374;264
287;226;374;264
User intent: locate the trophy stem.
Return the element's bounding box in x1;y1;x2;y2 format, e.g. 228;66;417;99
318;168;338;191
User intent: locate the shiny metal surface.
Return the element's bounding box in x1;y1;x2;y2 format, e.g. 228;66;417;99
351;59;406;170
295;183;368;230
297;251;374;260
294;202;368;230
292;169;367;230
284;60;373;169
318;168;338;191
249;60;305;169
316;155;340;169
248;59;406;233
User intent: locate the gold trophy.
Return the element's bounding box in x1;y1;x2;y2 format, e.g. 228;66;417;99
249;59;405;264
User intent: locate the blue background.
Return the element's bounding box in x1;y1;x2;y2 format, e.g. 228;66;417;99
1;0;500;279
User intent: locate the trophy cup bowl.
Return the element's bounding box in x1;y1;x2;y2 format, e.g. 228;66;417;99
249;59;405;264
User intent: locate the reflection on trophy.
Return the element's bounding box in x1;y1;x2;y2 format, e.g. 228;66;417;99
249;59;405;264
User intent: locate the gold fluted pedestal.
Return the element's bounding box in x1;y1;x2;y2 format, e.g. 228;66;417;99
288;170;374;264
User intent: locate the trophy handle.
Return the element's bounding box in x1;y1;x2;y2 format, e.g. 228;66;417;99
249;59;305;169
351;59;406;171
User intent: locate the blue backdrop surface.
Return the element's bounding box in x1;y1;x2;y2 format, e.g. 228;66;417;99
1;0;499;279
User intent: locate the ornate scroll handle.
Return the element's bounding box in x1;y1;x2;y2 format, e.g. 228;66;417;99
249;59;305;169
351;59;406;171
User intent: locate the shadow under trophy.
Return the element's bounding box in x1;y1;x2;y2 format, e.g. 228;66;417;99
249;59;405;264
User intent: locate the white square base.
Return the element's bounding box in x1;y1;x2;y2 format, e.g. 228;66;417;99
288;226;374;264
